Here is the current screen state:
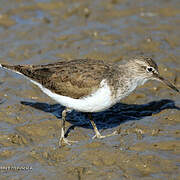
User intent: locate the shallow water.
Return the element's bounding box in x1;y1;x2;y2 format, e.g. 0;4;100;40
0;0;180;179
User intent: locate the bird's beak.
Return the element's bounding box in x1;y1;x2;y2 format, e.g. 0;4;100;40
154;74;179;93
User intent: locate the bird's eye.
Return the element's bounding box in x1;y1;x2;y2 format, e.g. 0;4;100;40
147;67;153;72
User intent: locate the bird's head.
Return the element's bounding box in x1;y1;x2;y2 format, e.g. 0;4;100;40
127;56;179;93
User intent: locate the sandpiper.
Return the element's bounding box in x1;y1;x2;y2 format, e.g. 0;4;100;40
0;56;179;146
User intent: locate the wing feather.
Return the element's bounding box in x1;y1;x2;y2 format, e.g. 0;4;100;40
2;59;114;99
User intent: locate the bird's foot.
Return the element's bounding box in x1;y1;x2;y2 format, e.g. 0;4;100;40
58;137;78;147
92;130;118;139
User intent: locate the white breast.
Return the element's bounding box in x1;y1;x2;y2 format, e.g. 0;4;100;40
0;65;114;112
30;79;114;112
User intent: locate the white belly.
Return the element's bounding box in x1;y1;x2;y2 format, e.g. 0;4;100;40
30;79;114;112
1;66;115;112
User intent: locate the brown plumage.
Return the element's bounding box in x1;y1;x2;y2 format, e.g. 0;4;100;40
1;56;179;147
1;59;120;99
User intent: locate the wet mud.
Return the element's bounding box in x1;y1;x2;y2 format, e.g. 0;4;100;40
0;0;180;179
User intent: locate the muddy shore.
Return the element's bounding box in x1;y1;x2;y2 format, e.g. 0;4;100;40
0;0;180;179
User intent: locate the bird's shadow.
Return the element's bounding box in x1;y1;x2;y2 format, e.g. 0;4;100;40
21;99;180;137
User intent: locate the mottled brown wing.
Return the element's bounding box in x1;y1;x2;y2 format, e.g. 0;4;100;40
2;59;114;99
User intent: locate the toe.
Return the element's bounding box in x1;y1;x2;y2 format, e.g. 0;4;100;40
58;138;78;147
92;131;118;139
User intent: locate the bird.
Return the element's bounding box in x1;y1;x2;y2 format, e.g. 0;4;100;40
0;56;179;147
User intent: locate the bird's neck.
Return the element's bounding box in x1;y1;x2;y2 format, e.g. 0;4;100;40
114;65;148;100
116;77;147;101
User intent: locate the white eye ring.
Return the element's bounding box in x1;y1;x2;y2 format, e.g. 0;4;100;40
146;67;154;72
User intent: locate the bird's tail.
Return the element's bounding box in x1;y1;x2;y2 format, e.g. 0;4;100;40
1;64;17;70
0;63;28;75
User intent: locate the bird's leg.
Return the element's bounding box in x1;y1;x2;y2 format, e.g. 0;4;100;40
88;113;118;139
59;108;78;147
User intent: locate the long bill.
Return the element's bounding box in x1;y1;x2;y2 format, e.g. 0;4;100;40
155;75;179;93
